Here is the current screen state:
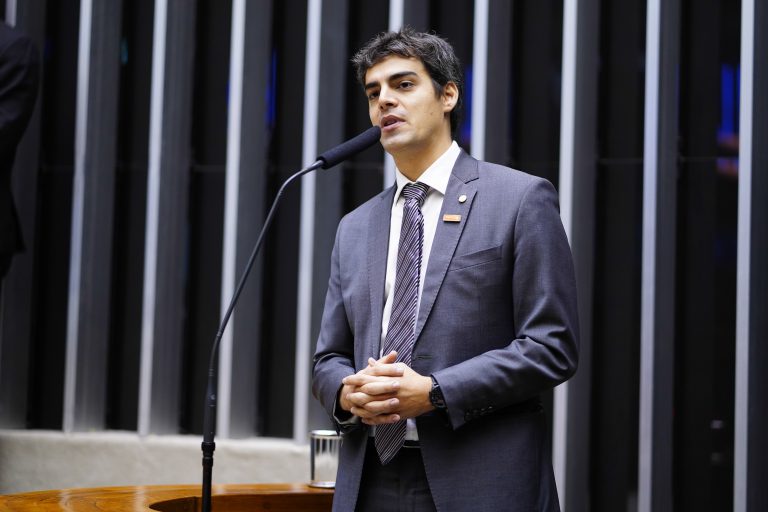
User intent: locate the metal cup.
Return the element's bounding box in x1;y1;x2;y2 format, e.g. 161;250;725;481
309;429;341;488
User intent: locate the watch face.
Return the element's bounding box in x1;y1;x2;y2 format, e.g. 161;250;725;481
430;384;446;409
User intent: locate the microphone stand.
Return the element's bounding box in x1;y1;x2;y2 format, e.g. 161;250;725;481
200;125;379;511
201;159;323;512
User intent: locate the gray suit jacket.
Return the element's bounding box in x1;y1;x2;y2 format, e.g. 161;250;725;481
313;151;579;511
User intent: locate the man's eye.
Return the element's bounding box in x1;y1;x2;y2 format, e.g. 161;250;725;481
367;91;379;100
398;81;414;89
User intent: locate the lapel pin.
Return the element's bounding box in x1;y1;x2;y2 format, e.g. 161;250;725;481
458;194;467;203
443;214;462;223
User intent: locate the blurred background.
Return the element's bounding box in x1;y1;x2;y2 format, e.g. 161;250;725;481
0;0;766;511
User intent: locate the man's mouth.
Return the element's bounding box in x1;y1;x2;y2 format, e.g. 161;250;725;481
381;115;404;131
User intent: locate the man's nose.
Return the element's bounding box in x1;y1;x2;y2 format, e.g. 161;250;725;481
377;88;397;109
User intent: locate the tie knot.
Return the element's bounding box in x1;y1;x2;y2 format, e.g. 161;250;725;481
402;182;430;207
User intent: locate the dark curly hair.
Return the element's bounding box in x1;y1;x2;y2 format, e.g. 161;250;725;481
351;27;463;137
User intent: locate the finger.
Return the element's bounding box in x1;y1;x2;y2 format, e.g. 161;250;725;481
345;391;376;407
376;351;398;364
362;413;401;425
366;351;397;368
360;397;400;415
349;406;377;419
349;398;398;418
349;400;398;419
358;380;399;396
365;362;406;377
346;390;399;407
342;373;390;387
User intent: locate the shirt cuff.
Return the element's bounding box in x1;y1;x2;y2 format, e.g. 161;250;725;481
333;387;361;428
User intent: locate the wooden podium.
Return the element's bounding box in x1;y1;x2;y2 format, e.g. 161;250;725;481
0;483;334;511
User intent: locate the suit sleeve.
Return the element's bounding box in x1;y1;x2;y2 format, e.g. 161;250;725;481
433;178;579;430
312;218;359;431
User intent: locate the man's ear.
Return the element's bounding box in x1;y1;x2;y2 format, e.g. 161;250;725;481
442;81;459;112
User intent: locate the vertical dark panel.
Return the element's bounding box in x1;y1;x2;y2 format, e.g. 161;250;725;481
226;0;273;439
570;0;601;508
674;0;740;509
259;0;307;438
179;0;231;436
0;0;45;428
509;0;563;186
403;0;429;32
591;0;646;510
308;0;350;432
67;0;123;432
145;0;197;434
342;1;387;213
483;0;512;166
641;0;681;510
107;0;154;431
429;0;473;150
26;0;80;430
743;2;768;507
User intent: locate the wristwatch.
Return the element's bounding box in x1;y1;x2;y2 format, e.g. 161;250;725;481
429;376;447;410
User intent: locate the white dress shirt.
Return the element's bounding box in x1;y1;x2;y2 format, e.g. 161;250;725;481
381;141;461;440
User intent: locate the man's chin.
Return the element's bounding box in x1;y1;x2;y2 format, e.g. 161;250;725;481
380;135;411;155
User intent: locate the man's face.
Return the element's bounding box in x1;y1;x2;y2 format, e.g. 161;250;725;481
364;56;457;158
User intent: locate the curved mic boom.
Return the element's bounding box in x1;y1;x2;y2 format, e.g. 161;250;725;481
317;126;381;168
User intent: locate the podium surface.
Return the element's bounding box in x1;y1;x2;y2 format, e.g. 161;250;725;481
0;483;333;511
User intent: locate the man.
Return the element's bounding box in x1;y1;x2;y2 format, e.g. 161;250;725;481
313;28;578;511
0;21;39;283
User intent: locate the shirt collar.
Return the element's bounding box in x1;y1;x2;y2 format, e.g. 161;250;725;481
393;141;461;204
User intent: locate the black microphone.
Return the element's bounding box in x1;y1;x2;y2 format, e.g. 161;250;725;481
317;125;381;168
201;126;382;512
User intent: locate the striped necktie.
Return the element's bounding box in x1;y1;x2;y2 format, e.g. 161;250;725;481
376;181;430;465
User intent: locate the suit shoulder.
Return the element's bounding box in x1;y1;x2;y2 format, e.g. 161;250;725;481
476;160;557;200
478;160;548;184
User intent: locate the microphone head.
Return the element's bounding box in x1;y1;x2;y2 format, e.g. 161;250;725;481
317;126;382;169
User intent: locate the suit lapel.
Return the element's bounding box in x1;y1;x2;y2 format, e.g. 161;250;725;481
414;152;479;342
366;185;396;364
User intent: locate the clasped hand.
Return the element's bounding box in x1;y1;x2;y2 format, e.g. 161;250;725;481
339;351;433;425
